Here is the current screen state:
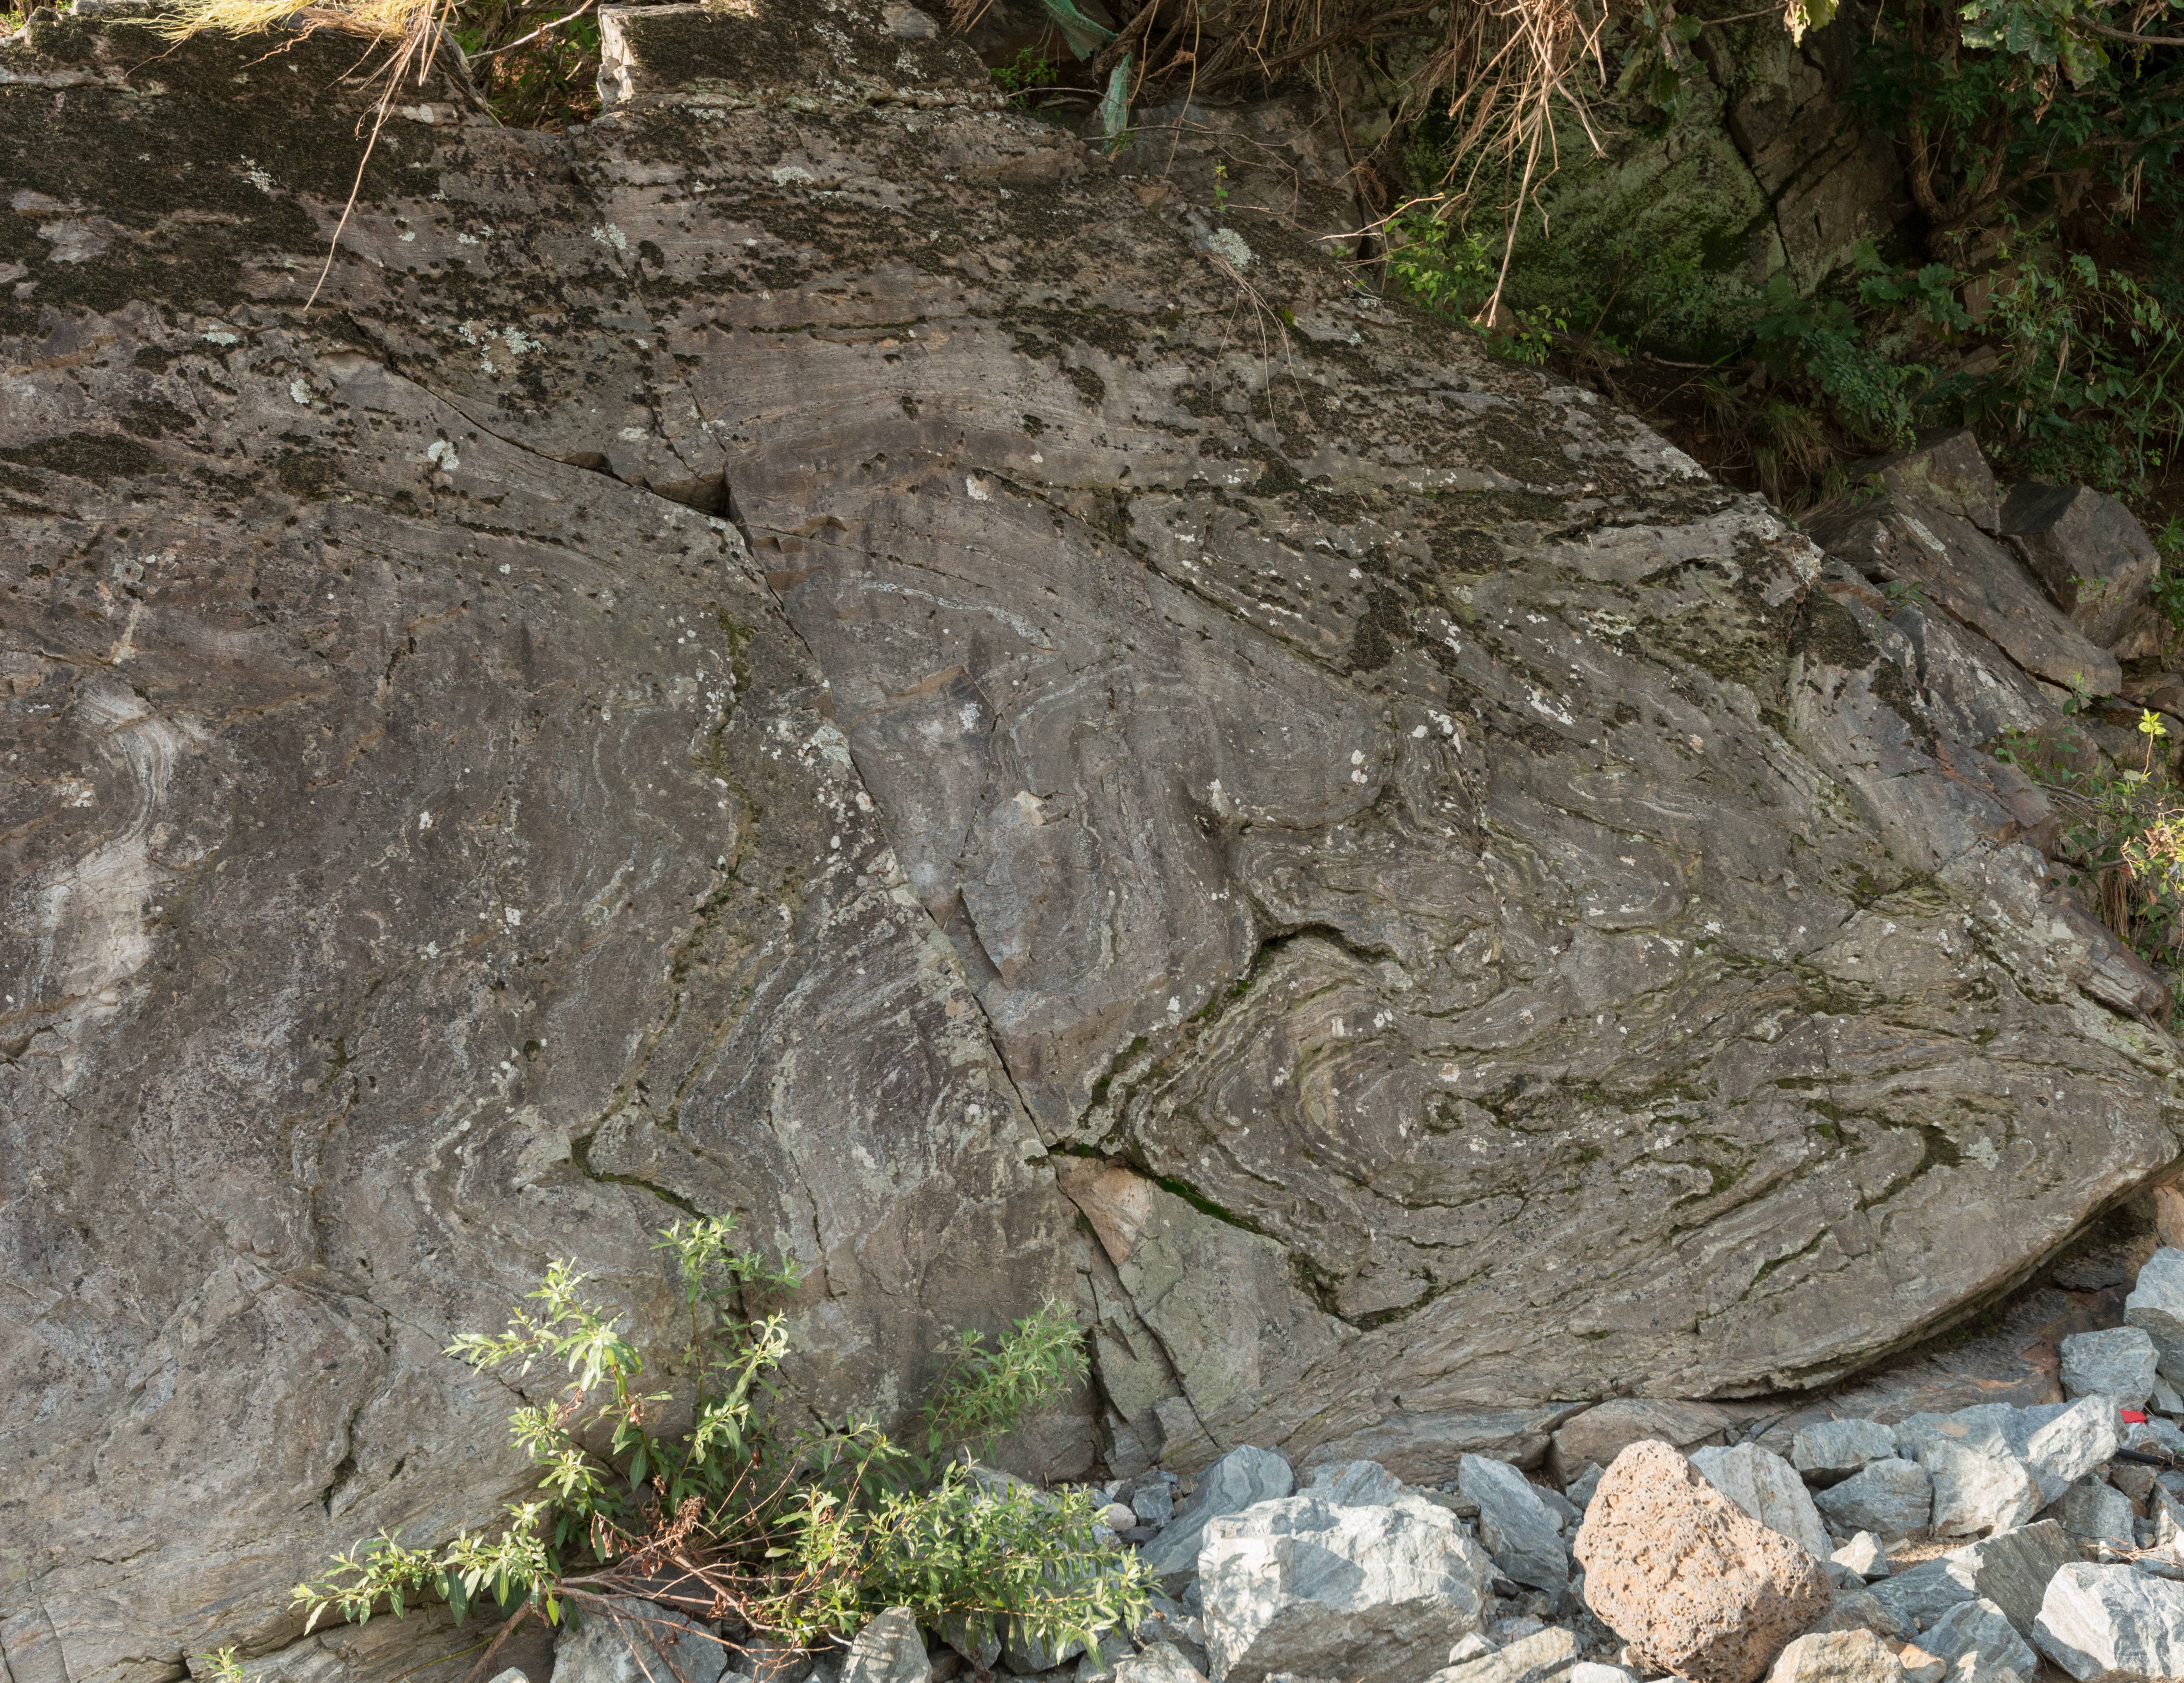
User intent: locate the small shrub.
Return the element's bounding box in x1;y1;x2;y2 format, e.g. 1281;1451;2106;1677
285;1219;1147;1662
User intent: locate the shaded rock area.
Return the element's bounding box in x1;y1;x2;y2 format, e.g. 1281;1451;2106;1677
4;4;2184;1683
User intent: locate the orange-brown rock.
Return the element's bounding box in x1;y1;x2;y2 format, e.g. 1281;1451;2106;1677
1575;1441;1834;1683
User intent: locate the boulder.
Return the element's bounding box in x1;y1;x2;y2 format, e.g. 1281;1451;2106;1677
1867;1524;2078;1640
553;1602;732;1683
1833;1536;1892;1580
2059;1328;2159;1408
1693;1443;1835;1561
1794;1423;1901;1489
1766;1629;1908;1683
1812;1594;1914;1644
1815;1461;1935;1542
1111;1647;1210;1683
1304;1460;1407;1508
1570;1665;1636;1683
2052;1479;2136;1547
1461;1454;1572;1593
1897;1646;1945;1683
2034;1562;2184;1681
1140;1447;1296;1586
841;1611;929;1683
1574;1442;1834;1683
1917;1599;2036;1683
1424;1627;1580;1683
2000;483;2163;655
1855;432;2003;534
1912;1440;2044;1538
1806;494;2124;693
11;5;2184;1676
2022;1397;2123;1499
1198;1493;1497;1683
2129;1249;2184;1385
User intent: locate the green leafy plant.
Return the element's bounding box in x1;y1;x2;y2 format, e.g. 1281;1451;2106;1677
989;45;1060;107
284;1220;1146;1667
199;1649;247;1683
2000;715;2184;963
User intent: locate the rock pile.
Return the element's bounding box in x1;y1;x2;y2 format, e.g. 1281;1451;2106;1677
517;1245;2184;1683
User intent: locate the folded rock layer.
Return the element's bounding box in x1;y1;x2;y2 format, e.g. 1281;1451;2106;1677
2;4;2180;1679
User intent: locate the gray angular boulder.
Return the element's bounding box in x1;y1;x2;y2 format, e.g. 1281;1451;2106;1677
2130;1249;2184;1385
1794;1422;1901;1488
841;1611;929;1683
1694;1443;1835;1561
1914;1439;2044;1538
1140;1446;1297;1586
1461;1454;1571;1593
1918;1597;2036;1683
2000;482;2163;654
1304;1459;1408;1508
1198;1493;1496;1683
2059;1328;2159;1408
1816;1460;1934;1542
1425;1627;1581;1683
1112;1647;1210;1683
553;1602;731;1683
2035;1562;2184;1681
2052;1478;2136;1547
1832;1534;1891;1580
1869;1523;2078;1640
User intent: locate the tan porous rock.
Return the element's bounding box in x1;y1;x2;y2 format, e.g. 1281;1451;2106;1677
1575;1441;1835;1683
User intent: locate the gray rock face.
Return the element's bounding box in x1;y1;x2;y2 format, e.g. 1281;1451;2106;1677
2059;1328;2159;1407
2129;1248;2184;1384
2000;483;2163;655
2035;1562;2184;1681
1139;1446;1297;1585
6;5;2184;1680
552;1602;730;1683
1816;1461;1934;1542
1692;1443;1835;1561
1918;1598;2035;1683
842;1611;929;1683
1794;1422;1901;1488
1462;1454;1571;1592
1198;1493;1496;1683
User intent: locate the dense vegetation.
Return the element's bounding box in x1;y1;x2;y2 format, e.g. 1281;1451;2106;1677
211;1220;1147;1671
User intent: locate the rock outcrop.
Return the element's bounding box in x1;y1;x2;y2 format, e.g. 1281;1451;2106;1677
4;3;2182;1681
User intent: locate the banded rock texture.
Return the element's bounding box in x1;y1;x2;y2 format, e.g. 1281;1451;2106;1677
1;3;2180;1680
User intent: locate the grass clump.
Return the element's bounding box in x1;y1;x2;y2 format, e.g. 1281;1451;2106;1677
259;1219;1145;1669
